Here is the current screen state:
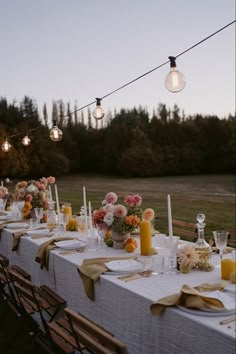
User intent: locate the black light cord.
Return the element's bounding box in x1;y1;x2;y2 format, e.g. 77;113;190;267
2;19;236;140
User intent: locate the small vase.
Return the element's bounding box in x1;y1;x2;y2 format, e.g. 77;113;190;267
179;264;191;274
111;231;129;249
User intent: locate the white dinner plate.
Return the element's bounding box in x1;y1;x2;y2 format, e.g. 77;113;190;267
26;229;51;237
104;259;145;274
177;305;235;317
5;222;29;229
54;239;87;250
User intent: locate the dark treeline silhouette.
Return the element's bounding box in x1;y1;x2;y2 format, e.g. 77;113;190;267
0;97;235;178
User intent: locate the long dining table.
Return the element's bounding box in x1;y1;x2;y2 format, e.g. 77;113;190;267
0;225;235;354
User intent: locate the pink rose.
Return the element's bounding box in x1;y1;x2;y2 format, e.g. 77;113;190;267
47;176;55;184
105;192;118;204
25;194;33;202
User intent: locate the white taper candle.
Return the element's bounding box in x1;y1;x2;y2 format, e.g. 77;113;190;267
83;186;88;233
167;194;173;237
54;184;60;217
48;185;52;202
88;201;93;231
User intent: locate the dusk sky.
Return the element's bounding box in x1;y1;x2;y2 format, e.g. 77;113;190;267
0;0;235;121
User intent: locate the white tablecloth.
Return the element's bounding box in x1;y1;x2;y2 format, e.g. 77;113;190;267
0;228;235;354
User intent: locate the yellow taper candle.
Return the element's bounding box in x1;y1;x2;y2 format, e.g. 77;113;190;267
221;258;235;280
140;220;152;256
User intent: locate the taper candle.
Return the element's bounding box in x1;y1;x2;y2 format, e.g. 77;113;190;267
167;194;173;237
48;185;52;202
88;201;93;231
54;184;60;217
83;186;88;233
1;181;3;187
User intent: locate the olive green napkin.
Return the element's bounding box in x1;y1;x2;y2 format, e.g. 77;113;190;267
12;229;30;251
150;282;227;315
35;236;76;270
78;256;137;301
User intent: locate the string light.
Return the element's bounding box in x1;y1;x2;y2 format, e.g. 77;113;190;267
165;56;186;93
0;20;234;151
49;120;63;141
93;98;105;120
22;134;31;146
1;138;11;152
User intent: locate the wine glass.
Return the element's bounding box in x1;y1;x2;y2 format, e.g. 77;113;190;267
213;230;229;260
34;207;44;225
58;212;70;236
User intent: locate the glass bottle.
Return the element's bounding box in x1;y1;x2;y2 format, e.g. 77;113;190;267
47;200;58;230
194;213;211;263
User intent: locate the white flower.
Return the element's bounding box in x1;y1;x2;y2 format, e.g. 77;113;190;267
26;183;38;193
103;211;114;226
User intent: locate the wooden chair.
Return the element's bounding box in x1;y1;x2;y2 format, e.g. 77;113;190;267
0;253;31;314
172;219;197;242
227;229;236;248
48;306;128;354
7;267;69;353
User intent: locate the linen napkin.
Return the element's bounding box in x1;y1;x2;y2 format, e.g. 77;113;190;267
150;282;227;315
35;236;76;270
12;229;31;251
78;256;137;301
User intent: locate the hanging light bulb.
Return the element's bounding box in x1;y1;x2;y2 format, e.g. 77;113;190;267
165;56;186;93
50;120;63;141
1;138;11;152
22;134;31;146
93;98;105;120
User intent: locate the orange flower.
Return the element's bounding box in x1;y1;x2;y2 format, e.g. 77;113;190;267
125;215;140;227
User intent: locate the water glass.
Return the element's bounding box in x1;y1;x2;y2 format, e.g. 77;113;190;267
87;228;98;251
0;198;7;212
213;230;229;260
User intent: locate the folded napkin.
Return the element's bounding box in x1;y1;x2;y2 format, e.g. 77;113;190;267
78;256;137;301
12;229;31;251
35;236;76;270
150;282;227;315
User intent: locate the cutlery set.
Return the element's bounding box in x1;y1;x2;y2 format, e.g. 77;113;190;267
118;270;152;282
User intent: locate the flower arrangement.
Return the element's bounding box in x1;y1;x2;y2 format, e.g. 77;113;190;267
93;192;155;235
0;186;8;199
14;176;55;218
177;246;199;273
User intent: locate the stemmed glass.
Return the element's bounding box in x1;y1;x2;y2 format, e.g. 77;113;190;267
213;230;229;260
58;212;70;236
34;207;44;226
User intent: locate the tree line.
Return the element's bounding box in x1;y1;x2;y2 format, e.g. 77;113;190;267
0;97;235;178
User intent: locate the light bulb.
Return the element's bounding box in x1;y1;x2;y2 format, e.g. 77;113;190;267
50;125;63;141
165;56;186;93
93;98;105;120
1;138;11;152
22;135;31;146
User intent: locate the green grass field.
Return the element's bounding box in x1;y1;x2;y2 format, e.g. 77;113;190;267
46;174;235;239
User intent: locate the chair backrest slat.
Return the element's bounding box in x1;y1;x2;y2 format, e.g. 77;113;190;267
65;307;128;354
